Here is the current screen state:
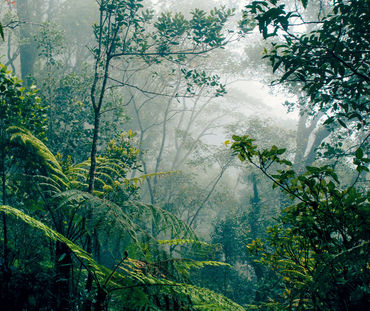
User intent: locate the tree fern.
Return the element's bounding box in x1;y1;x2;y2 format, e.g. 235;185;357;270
6;127;195;241
4;127;246;309
1;204;245;310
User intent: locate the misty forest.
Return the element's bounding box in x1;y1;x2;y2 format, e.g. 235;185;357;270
0;0;369;310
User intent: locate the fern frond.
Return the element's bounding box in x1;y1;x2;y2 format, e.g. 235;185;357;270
7;127;65;177
124;201;196;239
158;239;211;247
131;170;181;185
0;205;245;311
54;190;143;243
116;259;245;311
174;258;230;276
0;205;107;282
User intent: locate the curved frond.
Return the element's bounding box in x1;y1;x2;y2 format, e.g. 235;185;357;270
0;205;107;281
7;127;69;193
54;190;143;244
1;204;244;310
123;201;196;239
7;127;63;175
116;259;245;311
55;190;196;241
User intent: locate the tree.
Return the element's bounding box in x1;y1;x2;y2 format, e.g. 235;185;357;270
86;0;234;192
230;135;369;310
1;107;245;310
230;0;370;309
0;59;247;310
83;3;234;301
242;0;369;129
2;1;245;309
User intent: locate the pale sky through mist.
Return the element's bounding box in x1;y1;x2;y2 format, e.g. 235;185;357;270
230;80;299;121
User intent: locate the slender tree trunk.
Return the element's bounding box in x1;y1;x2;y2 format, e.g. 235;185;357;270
294;111;329;172
189;161;229;227
249;173;260;240
93;287;108;311
84;4;111;306
247;174;265;302
88;110;101;194
55;241;73;311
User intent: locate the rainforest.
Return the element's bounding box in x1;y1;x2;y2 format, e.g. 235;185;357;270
0;0;369;310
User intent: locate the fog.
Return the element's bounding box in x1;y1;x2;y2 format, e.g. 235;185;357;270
0;0;368;310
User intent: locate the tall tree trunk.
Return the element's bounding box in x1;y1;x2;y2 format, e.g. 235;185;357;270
84;3;111;306
247;174;265;302
16;0;38;86
294;111;330;172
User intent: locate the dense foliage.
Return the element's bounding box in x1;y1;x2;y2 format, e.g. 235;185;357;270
242;0;369;128
0;0;369;310
234;0;370;309
230;136;369;310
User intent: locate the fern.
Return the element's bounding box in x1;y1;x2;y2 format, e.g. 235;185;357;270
4;128;245;310
54;190;197;247
116;259;245;311
8;126;65;179
0;205;107;281
1;205;245;310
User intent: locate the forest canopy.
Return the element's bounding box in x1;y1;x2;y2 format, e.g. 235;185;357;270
0;0;368;310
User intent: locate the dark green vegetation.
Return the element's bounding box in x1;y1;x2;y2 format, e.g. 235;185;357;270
0;0;369;310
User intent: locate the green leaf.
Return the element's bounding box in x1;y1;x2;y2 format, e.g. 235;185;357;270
301;0;308;9
280;69;295;82
0;23;4;41
338;119;347;129
272;59;282;72
355;147;364;159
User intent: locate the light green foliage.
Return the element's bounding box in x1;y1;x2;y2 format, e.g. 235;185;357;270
2;114;245;310
231;135;369;310
181;68;226;97
189;7;233;47
7;126;192;241
103;130;141;174
92;0;233;57
0;64;47;138
92;0;234;85
34;22;65;65
8;126;64;177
